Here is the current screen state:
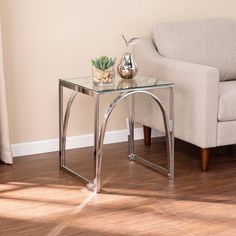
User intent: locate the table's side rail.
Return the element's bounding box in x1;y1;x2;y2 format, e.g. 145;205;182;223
59;79;96;96
96;84;175;94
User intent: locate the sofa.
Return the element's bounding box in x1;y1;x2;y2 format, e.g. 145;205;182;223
134;18;236;171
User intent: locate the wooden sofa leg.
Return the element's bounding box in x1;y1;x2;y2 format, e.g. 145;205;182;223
143;125;151;146
201;148;209;171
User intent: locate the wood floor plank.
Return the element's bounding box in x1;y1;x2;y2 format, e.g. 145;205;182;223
0;138;236;235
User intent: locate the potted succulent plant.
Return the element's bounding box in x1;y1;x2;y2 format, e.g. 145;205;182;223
92;56;116;85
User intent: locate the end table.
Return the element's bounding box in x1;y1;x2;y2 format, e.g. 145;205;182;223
59;76;174;193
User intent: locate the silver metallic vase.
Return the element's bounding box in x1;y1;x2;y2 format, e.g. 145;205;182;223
117;53;138;79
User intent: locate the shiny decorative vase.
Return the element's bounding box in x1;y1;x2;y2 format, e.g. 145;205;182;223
117;52;138;79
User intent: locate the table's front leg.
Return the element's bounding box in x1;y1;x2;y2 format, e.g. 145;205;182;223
93;94;100;190
94;94;128;193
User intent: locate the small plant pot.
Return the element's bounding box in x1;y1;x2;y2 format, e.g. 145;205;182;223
93;66;115;86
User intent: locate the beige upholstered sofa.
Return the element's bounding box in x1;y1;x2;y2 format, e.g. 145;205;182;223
134;18;236;171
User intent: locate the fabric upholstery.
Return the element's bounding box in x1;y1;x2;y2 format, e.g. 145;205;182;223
134;38;219;148
218;81;236;121
217;121;236;146
153;18;236;81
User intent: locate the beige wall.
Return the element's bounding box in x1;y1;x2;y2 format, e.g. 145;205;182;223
0;0;235;144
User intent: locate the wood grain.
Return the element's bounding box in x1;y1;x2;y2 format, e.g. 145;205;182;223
201;148;210;171
0;138;236;235
143;125;151;146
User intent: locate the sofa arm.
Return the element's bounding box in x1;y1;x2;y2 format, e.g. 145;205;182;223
134;38;220;148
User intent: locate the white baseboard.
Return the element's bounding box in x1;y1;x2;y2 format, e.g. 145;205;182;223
11;128;162;158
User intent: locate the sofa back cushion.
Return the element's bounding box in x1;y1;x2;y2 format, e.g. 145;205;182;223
153;18;236;81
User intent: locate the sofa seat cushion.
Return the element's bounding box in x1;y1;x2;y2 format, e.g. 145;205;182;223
153;18;236;81
218;81;236;121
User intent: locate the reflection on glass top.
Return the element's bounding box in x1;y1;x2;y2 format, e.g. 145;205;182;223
62;75;174;93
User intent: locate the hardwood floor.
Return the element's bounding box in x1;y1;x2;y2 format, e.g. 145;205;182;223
0;138;236;236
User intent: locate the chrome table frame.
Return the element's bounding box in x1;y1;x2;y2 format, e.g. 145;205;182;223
59;79;174;193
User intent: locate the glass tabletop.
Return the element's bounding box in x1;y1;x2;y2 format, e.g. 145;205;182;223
60;75;174;94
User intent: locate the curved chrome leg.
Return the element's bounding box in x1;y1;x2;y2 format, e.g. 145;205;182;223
94;90;173;193
61;91;78;166
59;85;94;186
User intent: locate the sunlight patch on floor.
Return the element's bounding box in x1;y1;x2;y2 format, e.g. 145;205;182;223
47;190;96;236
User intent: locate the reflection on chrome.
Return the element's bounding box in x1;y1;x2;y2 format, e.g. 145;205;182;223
117;78;137;89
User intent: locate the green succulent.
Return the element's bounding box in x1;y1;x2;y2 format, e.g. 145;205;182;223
91;56;116;71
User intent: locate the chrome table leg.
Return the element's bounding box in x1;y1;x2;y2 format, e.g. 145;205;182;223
59;82;94;188
169;86;175;180
94;90;174;193
125;95;135;160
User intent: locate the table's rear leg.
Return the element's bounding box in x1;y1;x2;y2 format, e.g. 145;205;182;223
59;83;64;168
